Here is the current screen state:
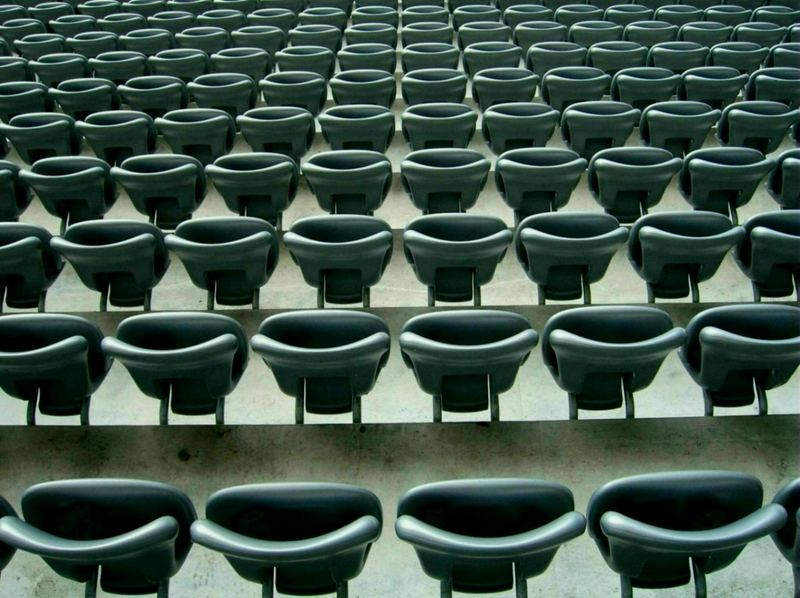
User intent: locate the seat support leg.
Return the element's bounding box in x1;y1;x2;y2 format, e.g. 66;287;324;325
691;557;707;598
428;286;435;307
38;291;46;312
144;289;152;311
490;393;499;422
80;396;90;426
27;388;39;426
581;269;591;305
215;396;225;425
362;286;370;308
703;390;714;417
752;282;761;303
623;376;635;419
100;286;109;312
755;380;768;416
85;568;98;598
352;395;361;424
157;579;169;598
159;386;171;426
296;382;305;424
472;270;481;307
433;394;442;423
689;272;700;304
262;570;274;598
276;212;282;233
728;201;738;226
514;563;528;598
440;579;453;598
646;283;655;304
336;582;348;598
536;285;545;306
252;288;260;310
318;276;325;308
207;281;215;311
794;271;800;304
568;393;578;420
792;565;799;598
0;283;5;313
620;575;633;598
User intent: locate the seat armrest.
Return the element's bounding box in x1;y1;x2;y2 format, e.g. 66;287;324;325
600;504;787;553
395;512;586;559
191;515;381;563
0;516;179;562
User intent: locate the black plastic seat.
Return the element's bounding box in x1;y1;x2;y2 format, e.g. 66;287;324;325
495;148;586;223
21;156;116;232
587;471;787;597
284;214;392;307
98;12;148;35
49;77;120;120
401;42;459;72
654;3;702;27
232;24;286;55
681;303;800;417
540;66;610;112
462;41;521;78
352;5;399;28
401;103;477;151
482;102;559;155
237;106;315;159
401;148;490;214
555;3;604;28
734;210;800;302
337;42;396;72
147;47;211;81
767;43;800;69
29;52;90;87
586;41;648;79
627;211;746;302
514;22;567;54
639;100;721;158
745;67;800;109
128;0;166;18
206;152;297;229
318;105;394;152
303;150;392;215
677;66;747;110
275;44;335;79
251;310;390;422
0;478;196;596
51;219;168;311
0;495;14;576
111;154;207;229
50;14;99;37
298;7;348;30
515;212;628;304
753;5;800;28
117;23;166;51
346;22;398;46
0;314;109;424
768;148;800;210
401;68;467;105
247;7;296;33
733;21;787;48
174;25;229;53
209;46;270;81
29;3;76;26
543;305;685;418
288;24;342;53
679;147;775;224
0;82;54;122
14;33;68;60
0;223;62;313
165;216;278;309
707;41;768;74
198;8;245;32
118;75;189;118
400;309;538;422
65;29;119;57
679;21;732;47
717;101;798;154
75;109;157;167
329;69;395;107
0;56;32;84
606;4;654;26
155;107;235;165
0;160;32;221
259;71;327;115
453;5;502;31
88;50;147;84
403;213;511;306
0;19;47;49
79;0;123;19
191;483;382;596
589;147;681;223
569;20;624;47
560;101;641;160
705;5;751;27
610;66;680;111
149;9;196;34
187;72;257;121
401;5;449;27
457;21;510;50
0;113;81;165
647;40;709;74
623;20;678;48
771;477;800;597
401;21;453;46
168;0;210;15
102;311;248;424
471;67;538;111
525;41;587;79
505;5;554;30
396;479;586;598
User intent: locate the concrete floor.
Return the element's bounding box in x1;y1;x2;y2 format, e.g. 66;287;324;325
1;42;799;598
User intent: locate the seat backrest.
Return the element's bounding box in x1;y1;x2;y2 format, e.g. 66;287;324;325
205;483;381;594
20;478;196;594
0;495;16;574
772;478;800;565
0;223;62;308
397;479;575;592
